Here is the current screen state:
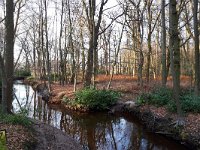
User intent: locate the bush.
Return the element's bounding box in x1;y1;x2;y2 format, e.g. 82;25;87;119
151;88;173;106
181;95;200;113
166;100;177;112
136;87;172;107
167;93;200;113
137;87;200;113
136;93;151;105
15;69;31;77
73;88;120;110
0;113;32;127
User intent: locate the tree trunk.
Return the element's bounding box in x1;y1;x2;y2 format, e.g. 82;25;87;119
84;37;93;86
68;0;76;84
193;0;200;95
161;0;167;86
44;0;51;92
83;0;108;87
107;21;125;89
80;27;85;82
0;55;6;113
146;0;152;83
169;0;183;123
4;0;14;113
59;0;64;86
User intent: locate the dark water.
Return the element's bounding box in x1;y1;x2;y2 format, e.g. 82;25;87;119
13;83;189;150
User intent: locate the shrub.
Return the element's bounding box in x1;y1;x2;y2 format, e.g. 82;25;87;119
137;87;200;113
62;96;70;104
167;93;200;113
15;69;31;77
166;100;177;112
151;88;172;106
0;113;32;127
182;95;200;113
136;87;172;107
136;93;151;105
74;88;120;110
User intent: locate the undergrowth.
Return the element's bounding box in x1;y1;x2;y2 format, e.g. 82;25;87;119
136;87;200;113
0;107;32;127
63;88;120;111
15;69;31;77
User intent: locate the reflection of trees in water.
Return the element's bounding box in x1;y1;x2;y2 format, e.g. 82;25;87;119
33;95;49;122
24;85;34;113
58;113;168;150
13;84;33;113
59;113;141;150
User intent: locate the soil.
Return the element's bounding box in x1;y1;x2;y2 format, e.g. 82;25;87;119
0;123;35;150
32;120;82;150
0;120;82;150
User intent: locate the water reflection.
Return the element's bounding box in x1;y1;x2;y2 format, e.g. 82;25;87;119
13;83;188;150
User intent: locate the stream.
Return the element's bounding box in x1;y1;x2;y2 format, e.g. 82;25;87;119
13;82;189;150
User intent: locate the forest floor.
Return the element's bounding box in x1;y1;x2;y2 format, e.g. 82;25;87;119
50;75;153;104
49;74;192;103
0;120;82;150
0;123;35;150
48;75;200;148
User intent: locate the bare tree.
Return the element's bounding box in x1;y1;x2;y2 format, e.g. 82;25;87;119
44;0;51;92
107;19;126;89
1;0;14;113
169;0;184;125
82;0;108;87
193;0;199;95
161;0;167;86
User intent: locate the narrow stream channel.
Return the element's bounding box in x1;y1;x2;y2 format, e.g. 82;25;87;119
13;82;189;150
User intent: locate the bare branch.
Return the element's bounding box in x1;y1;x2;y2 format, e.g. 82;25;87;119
98;12;124;35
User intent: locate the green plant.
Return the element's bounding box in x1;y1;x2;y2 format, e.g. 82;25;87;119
150;88;172;106
17;107;29;116
166;100;177;112
0;130;7;150
74;88;120;110
15;69;31;77
168;93;200;113
136;87;200;113
136;93;150;105
62;96;73;105
136;87;172;107
0;113;32;127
